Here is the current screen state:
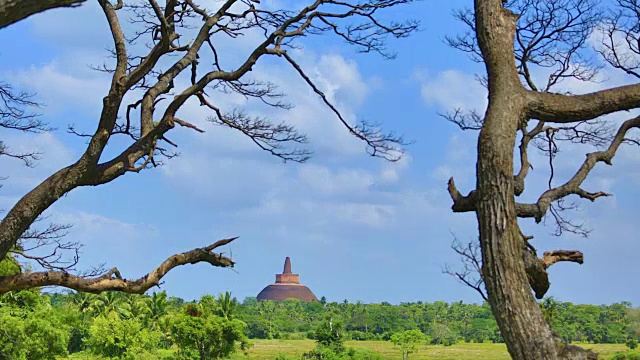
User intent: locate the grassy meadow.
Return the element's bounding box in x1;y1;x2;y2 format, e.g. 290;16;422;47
63;340;628;359
226;340;627;359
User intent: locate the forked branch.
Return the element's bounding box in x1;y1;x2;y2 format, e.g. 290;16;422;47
516;116;640;221
443;237;488;302
449;116;639;219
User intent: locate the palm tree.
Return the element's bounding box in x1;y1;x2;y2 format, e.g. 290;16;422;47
147;291;169;324
126;294;151;320
216;292;237;320
258;300;277;337
89;291;131;319
69;291;95;314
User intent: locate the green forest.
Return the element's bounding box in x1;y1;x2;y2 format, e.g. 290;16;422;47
1;284;638;359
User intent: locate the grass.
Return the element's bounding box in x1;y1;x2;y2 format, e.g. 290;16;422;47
63;341;628;359
227;340;628;359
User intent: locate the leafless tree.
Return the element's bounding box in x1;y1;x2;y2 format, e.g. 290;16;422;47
0;0;417;294
444;0;640;358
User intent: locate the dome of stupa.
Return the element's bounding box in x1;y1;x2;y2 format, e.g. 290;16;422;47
256;257;318;302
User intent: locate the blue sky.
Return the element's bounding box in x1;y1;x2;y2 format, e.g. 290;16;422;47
0;0;639;306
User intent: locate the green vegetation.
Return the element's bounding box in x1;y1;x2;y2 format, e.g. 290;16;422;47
226;341;621;360
0;277;636;359
390;330;425;359
170;303;250;359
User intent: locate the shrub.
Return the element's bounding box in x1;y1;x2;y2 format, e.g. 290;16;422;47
84;315;160;359
610;351;640;360
0;307;70;360
170;312;250;360
350;331;375;341
627;338;639;350
275;354;296;360
302;346;384;360
314;319;345;353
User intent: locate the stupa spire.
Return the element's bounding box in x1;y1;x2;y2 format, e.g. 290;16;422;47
275;256;299;284
283;257;292;274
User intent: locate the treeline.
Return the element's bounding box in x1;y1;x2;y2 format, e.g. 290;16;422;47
236;296;640;345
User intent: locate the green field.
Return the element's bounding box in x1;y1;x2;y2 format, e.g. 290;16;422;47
226;340;626;359
61;340;627;360
65;340;627;359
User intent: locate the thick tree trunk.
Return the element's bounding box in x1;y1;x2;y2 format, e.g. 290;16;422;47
0;0;86;29
477;122;560;359
474;1;566;359
473;2;598;359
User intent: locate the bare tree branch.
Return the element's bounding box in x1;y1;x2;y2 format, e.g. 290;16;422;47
443;237;488;302
0;237;237;294
0;0;86;29
515;116;639;222
523;245;584;300
541;250;584;268
526;84;640;123
447;177;477;213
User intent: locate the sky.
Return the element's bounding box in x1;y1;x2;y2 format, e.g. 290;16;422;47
0;0;639;306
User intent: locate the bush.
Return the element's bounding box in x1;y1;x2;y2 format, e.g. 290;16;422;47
0;307;70;360
275;354;296;360
288;332;308;340
170;312;250;360
303;346;384;360
22;315;70;360
347;348;385;360
610;351;640;360
350;331;375;341
314;319;345;353
627;338;639;350
84;315;160;359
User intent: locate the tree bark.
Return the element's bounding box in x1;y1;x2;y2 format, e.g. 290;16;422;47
0;0;86;29
473;1;595;359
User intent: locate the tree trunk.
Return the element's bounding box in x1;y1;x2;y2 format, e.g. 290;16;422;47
477;123;560;359
473;1;593;359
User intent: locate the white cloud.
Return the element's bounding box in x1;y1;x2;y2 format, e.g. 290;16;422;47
378;154;411;184
297;165;375;195
418;69;487;112
430;134;476;191
57;212;158;243
10;62;110;114
11;210;160;274
0;132;75;191
313;55;370;107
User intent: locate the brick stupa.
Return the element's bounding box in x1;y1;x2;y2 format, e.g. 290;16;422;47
256;257;318;302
